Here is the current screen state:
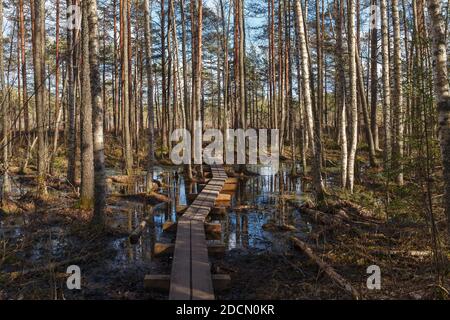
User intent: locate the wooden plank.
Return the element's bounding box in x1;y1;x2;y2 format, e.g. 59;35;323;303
168;165;230;300
169;219;191;300
191;220;214;300
145;274;230;292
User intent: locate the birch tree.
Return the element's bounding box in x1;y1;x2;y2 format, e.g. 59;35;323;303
347;0;358;193
294;0;325;200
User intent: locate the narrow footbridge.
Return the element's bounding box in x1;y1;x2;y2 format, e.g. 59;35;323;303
169;165;229;300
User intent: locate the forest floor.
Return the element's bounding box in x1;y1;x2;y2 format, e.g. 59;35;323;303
0;137;449;300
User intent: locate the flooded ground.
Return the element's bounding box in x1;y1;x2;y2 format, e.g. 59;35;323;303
1;162;447;300
0;164;314;299
105;164;310;265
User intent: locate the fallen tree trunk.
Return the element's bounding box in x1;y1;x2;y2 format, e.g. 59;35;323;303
291;202;349;228
335;199;378;220
290;236;361;300
129;203;166;244
6;252;97;280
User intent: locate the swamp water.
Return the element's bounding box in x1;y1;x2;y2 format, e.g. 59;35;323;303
0;164;312;275
107;164;311;270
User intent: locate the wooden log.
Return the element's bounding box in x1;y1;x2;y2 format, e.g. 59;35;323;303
216;194;232;202
163;222;222;236
207;244;227;257
290;236;360;300
176;205;188;215
130;219;151;244
225;178;239;184
297;205;348;228
129;205;161;244
145;274;231;292
112;192;170;204
215;193;232;207
212;274;231;291
153;243;175;257
153;242;227;258
211;207;228;216
222;184;238;192
205;223;222;234
163;221;177;233
109;175;133;184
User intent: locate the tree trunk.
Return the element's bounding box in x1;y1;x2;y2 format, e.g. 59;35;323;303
87;0;106;224
294;0;325;200
67;0;77;186
80;0;94;209
144;0;156;192
370;0;379;151
335;0;348;189
32;0;47;197
347;0;358;193
0;0;11;202
426;0;450;236
392;0;404;185
380;0;392;171
122;0;133;175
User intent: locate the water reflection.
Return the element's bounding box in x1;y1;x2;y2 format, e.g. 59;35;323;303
0;164;308;269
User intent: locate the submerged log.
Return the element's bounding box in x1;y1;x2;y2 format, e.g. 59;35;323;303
262;222;297;232
112;192;170;205
129;203;166;244
290;236;360;300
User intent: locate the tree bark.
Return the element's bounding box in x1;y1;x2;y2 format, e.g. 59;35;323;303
80;0;94;209
32;0;47;197
144;0;156;192
370;0;379;151
392;0;404;185
87;0;107;223
426;0;450;236
0;0;11;202
294;0;325;200
121;0;133;175
380;0;392;170
347;0;358;193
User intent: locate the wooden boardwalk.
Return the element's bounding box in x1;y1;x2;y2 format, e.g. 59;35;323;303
169;165;228;300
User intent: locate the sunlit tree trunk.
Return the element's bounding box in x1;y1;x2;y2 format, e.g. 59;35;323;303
32;0;47;197
392;0;404;185
67;0;77;185
294;0;325;200
144;0;156;192
87;0;106;223
370;0;380;151
0;0;11;202
121;0;133;175
426;0;450;235
80;0;94;209
335;0;348;188
347;0;358;193
380;0;392;170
